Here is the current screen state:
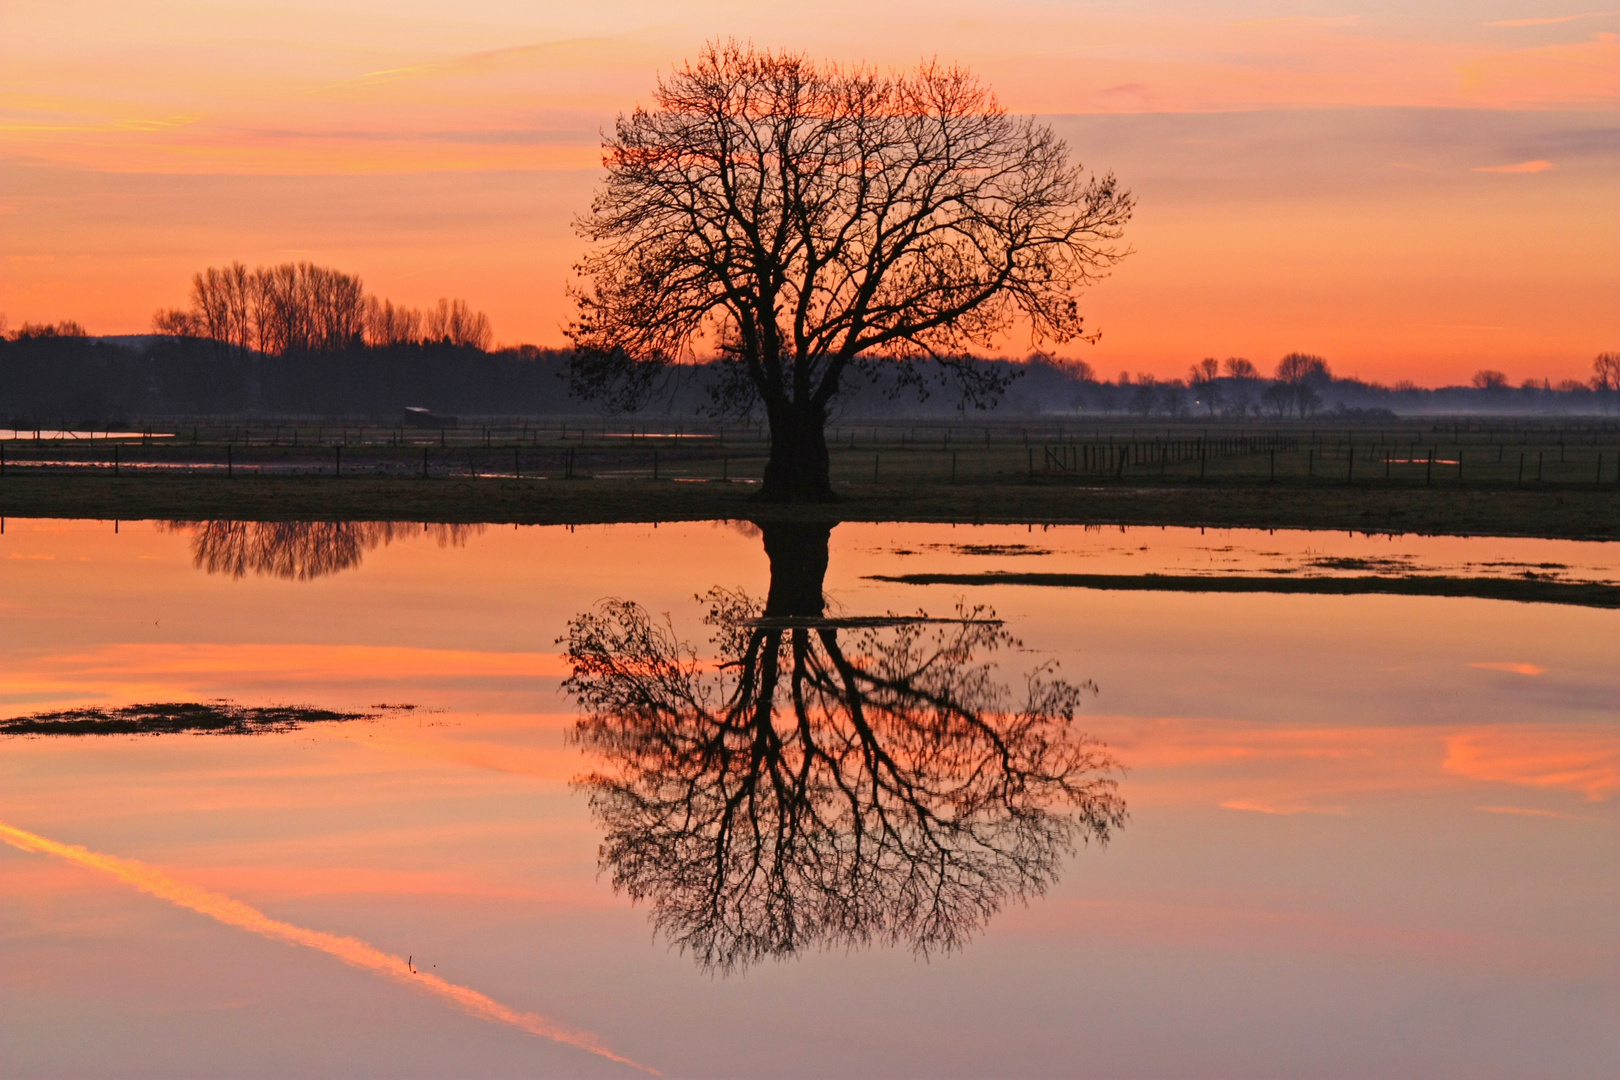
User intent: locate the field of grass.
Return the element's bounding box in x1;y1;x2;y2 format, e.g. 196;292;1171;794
3;417;1617;539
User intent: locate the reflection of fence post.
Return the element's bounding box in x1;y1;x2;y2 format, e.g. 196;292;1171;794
113;445;119;477
514;447;520;479
653;450;659;480
227;444;233;478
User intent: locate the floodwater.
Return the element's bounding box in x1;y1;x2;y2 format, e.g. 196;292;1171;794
2;518;1615;1079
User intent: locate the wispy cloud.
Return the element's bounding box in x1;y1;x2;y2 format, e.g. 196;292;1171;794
0;820;655;1073
1220;799;1346;816
1477;804;1591;820
1474;160;1555;172
313;36;638;95
1487;13;1614;28
1468;660;1548;673
1444;730;1618;802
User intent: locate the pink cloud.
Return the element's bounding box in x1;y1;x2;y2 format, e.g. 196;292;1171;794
1487;13;1614;28
1474;160;1555;173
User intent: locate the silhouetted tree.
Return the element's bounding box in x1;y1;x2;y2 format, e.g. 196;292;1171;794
1594;352;1620;412
560;522;1125;972
1188;358;1221;416
1471;369;1508;391
154;263;492;357
363;297;424;347
568;42;1133;501
1221;357;1261;418
1275;352;1330;418
424;298;493;350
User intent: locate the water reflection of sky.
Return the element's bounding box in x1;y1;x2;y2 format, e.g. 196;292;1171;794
2;519;1615;1078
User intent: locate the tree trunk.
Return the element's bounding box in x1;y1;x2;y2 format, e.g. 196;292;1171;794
757;401;834;502
758;521;832;618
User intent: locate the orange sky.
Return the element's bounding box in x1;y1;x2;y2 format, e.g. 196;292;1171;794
2;2;1616;385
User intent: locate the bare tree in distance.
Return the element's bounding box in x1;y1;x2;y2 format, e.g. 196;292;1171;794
154;263;492;355
568;41;1134;501
1219;357;1260;417
7;320;88;339
1275;352;1330;418
363;297;424;347
1593;352;1620;412
424;298;493;351
1188;357;1221;416
1472;369;1509;391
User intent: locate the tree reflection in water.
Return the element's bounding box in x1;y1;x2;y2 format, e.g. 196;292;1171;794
562;522;1126;974
164;521;484;580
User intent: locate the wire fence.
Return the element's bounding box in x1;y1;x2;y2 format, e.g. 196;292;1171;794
3;417;1619;490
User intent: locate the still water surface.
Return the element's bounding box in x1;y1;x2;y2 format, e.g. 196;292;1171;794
2;519;1616;1078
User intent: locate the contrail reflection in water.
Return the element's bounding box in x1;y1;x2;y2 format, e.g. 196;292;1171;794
0;821;654;1073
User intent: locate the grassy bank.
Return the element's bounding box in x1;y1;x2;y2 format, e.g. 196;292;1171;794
2;474;1615;540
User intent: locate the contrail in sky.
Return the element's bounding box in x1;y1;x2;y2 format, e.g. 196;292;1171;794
0;820;655;1074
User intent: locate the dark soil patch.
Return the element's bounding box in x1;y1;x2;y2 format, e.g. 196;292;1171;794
867;572;1620;609
0;700;404;736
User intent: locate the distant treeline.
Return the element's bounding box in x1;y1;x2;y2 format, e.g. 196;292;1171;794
4;330;1616;426
150;261;493;353
2;260;1616;424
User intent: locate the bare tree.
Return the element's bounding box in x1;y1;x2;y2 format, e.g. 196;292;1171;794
1188;357;1221;416
1595;353;1620;390
155;263;492;357
568;42;1133;500
1221;357;1259;417
363;297;424;347
1472;369;1508;391
1276;352;1330;418
424;298;493;350
1593;352;1620;412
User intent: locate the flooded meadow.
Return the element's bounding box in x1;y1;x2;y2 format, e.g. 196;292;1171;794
2;518;1615;1078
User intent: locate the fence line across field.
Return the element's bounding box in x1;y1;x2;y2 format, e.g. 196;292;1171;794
2;418;1618;489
